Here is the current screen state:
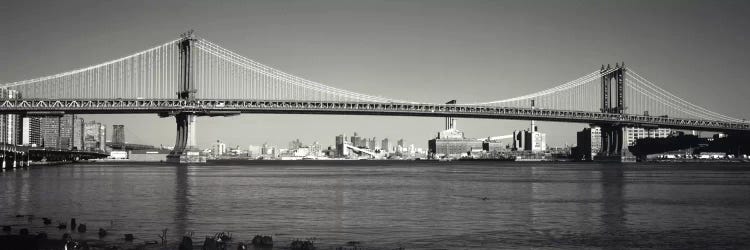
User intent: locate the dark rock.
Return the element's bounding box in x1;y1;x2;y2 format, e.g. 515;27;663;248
98;228;107;238
77;224;87;233
218;232;231;242
202;236;220;250
346;241;361;246
35;232;48;240
124;234;134;241
70;218;77;231
290;239;316;250
145;240;158;245
58;223;67;230
62;233;71;240
15;214;23;218
237;242;247;250
178;236;193;250
262;236;273;246
19;228;29;236
2;226;10;233
42;218;52;225
251;235;273;247
66;240;89;249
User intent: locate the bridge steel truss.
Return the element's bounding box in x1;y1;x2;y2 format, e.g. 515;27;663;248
1;99;748;133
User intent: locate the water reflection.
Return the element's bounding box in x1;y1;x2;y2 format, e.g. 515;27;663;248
600;165;626;248
13;168;31;215
174;165;191;237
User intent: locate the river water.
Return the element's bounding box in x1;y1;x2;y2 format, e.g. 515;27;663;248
1;161;750;249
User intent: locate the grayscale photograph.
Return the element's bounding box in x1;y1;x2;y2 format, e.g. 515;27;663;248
1;0;750;249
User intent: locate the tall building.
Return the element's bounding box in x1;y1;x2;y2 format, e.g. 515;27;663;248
0;89;21;145
21;117;42;146
84;120;105;151
211;140;226;156
112;125;125;145
0;112;20;145
335;134;348;157
351;132;360;147
369;137;377;150
41;115;74;149
397;139;404;147
98;123;107;151
73;117;85;150
574;125;602;161
381;138;391;153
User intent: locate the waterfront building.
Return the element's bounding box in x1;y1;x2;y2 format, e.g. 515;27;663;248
248;145;261;157
73;117;85;150
112;125;125;145
228;145;245;156
335;134;348;157
41;115;75;149
288;139;303;150
84;121;105;151
574;125;602;161
624;127;671;146
98;123;107;151
0;89;21;145
21;117;42;147
351;132;361;147
211;140;227;156
428;119;483;158
0;113;20;145
310;141;322;156
483;141;507;152
108;150;128;159
512;120;547;152
381;138;391;153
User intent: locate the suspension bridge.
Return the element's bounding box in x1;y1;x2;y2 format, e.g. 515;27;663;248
1;31;747;162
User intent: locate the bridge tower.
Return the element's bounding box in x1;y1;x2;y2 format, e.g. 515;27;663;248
600;63;626;114
595;63;634;162
166;31;202;163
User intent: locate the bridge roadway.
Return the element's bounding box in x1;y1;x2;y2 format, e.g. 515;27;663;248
1;98;748;133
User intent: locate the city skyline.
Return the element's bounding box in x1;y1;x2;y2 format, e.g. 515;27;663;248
2;0;750;149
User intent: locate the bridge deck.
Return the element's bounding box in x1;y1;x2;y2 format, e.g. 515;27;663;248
1;99;748;133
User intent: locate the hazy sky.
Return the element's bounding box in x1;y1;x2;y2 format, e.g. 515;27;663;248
2;0;750;149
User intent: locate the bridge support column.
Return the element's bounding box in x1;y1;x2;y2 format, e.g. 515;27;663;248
595;125;635;162
167;113;203;163
22;154;29;168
